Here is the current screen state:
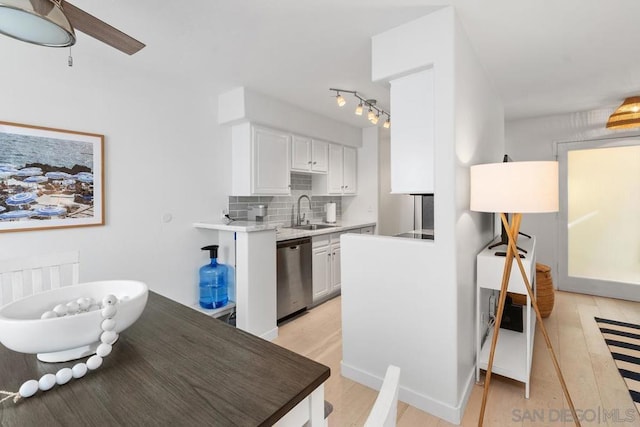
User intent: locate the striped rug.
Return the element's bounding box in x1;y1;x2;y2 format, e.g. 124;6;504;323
595;317;640;415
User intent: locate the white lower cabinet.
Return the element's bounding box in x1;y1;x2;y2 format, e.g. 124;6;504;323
312;233;342;304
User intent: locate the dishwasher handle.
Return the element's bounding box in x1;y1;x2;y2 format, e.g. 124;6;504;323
277;237;311;249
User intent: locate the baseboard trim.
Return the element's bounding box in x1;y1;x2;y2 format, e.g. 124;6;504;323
341;362;472;425
260;327;278;341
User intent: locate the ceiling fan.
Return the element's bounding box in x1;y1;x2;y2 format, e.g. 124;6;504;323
0;0;145;55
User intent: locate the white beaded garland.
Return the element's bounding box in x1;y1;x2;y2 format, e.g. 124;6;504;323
53;304;68;317
101;305;117;319
100;330;117;345
55;368;73;385
101;318;116;331
76;297;92;311
102;294;118;306
18;380;39;398
86;355;103;370
40;310;57;319
96;343;112;357
38;374;56;391
11;293;120;402
72;363;88;379
66;301;80;314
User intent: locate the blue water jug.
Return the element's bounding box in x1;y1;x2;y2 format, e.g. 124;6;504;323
199;245;229;309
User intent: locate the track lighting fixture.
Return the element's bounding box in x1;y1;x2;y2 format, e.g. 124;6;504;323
329;88;390;128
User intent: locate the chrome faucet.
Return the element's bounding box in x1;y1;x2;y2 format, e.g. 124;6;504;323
296;194;311;226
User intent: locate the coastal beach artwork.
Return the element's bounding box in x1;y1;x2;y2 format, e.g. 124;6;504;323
0;121;104;232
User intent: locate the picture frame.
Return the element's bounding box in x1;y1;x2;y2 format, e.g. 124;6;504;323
0;121;104;232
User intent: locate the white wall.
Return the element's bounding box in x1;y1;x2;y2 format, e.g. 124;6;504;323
453;12;505;407
344;7;504;423
218;87;362;147
0;39;228;307
0;36;368;310
341;126;379;224
504;107;637;279
377;130;414;236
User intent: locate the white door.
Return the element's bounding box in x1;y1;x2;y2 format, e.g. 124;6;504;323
342;146;357;194
330;243;341;292
312;245;330;301
291;135;312;171
390;68;435;193
327;144;344;194
252;127;291;194
557;137;640;301
311;140;329;172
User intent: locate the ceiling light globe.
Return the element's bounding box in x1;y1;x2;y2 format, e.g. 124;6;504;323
336;94;346;107
371;114;379;125
383;119;391;129
0;1;75;47
355;103;363;116
367;109;375;121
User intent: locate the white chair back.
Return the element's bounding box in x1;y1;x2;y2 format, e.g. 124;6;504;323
0;251;79;306
364;365;401;427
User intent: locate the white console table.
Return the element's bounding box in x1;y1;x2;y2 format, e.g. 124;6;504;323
475;235;536;398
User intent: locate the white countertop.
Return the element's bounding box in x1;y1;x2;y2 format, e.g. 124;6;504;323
275;221;376;241
193;219;376;241
193;220;279;232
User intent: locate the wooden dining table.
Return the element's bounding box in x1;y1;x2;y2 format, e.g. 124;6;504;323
0;291;330;426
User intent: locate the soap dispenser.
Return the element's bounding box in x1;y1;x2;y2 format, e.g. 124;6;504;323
199;245;229;309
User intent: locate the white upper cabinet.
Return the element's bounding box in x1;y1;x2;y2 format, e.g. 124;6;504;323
390;68;434;194
311;140;329;172
327;144;344;194
313;144;357;195
231;123;291;196
342;146;357;195
291;135;328;173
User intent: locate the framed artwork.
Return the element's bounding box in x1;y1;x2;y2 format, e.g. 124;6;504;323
0;121;104;232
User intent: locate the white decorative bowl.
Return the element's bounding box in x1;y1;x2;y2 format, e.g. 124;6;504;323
0;280;148;362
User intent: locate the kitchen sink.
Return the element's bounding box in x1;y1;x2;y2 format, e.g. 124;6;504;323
292;224;336;230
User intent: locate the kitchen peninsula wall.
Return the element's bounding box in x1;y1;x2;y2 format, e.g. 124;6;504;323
228;173;342;224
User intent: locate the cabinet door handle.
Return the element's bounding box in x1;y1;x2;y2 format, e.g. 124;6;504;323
313;161;317;164
308;161;312;164
327;253;331;257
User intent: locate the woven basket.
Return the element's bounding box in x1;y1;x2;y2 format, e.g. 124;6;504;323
508;263;555;318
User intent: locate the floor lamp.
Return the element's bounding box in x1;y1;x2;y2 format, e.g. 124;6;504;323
470;161;581;427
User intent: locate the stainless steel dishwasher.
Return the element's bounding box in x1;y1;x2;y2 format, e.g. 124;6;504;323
276;237;312;322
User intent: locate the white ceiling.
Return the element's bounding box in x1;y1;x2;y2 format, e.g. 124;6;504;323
69;0;640;127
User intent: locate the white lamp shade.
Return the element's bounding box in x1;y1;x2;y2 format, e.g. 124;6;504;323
0;0;75;47
470;161;559;213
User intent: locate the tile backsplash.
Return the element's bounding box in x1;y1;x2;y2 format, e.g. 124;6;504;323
228;173;341;225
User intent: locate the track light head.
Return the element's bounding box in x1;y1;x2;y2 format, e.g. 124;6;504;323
329;88;389;127
367;108;375;121
383;116;391;129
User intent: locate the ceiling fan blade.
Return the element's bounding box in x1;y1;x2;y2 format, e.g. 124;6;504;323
61;1;145;55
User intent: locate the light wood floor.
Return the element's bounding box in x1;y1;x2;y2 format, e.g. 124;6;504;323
273;291;640;426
